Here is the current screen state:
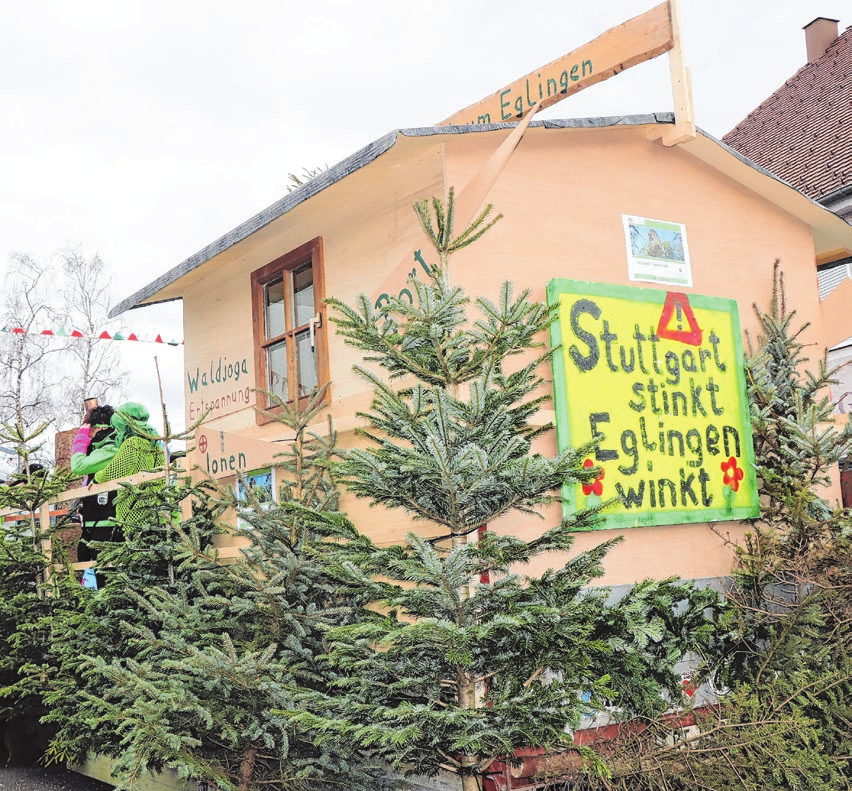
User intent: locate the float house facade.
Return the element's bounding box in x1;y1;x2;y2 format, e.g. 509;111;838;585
113;112;852;586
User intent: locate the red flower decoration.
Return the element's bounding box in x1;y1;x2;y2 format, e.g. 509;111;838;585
582;458;605;497
720;456;744;492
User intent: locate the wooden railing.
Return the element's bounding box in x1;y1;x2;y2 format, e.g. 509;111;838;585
0;466;250;579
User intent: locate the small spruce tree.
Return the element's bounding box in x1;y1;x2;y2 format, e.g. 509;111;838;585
0;421;74;764
58;387;388;791
286;190;721;791
571;263;852;790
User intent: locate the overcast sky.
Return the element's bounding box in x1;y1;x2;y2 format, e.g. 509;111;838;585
0;0;848;430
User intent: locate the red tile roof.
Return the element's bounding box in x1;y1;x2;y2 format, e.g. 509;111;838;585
723;26;852;202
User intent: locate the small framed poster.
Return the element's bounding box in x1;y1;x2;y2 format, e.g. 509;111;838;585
623;215;692;287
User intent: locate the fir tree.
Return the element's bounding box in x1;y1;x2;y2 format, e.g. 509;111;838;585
286;190;722;791
0;421;74;764
570;263;852;790
54;387;388;791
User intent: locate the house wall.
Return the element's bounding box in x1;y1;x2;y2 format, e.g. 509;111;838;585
179;124;831;585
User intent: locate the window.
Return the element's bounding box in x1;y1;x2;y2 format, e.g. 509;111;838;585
251;237;327;420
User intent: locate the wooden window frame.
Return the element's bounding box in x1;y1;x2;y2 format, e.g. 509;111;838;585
250;237;328;425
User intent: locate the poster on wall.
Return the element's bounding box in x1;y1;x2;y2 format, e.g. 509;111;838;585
547;278;759;530
623;215;692;287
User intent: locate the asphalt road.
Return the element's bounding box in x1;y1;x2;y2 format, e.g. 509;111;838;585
0;766;112;791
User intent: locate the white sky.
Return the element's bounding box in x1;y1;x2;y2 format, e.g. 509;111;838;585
0;0;848;433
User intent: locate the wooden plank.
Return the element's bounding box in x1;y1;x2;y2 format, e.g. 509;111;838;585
70;753;195;791
661;0;695;145
440;2;673;126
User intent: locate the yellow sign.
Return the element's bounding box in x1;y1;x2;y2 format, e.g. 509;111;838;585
547;279;759;529
440;2;674;126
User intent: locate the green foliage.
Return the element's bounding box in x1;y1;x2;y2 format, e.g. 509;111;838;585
46;387;388;791
0;421;75;764
578;262;852;789
287;189;722;791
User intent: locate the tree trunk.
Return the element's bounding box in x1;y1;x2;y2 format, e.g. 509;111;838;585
460;770;480;791
238;745;257;791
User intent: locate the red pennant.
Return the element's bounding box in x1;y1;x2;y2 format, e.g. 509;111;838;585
656;292;703;346
41;329;54;335
154;335;164;344
98;331;112;339
12;327;25;334
70;330;84;337
126;333;139;341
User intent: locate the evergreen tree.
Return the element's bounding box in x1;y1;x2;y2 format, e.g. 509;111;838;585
570;263;852;790
52;387;388;791
286;190;722;791
0;421;74;764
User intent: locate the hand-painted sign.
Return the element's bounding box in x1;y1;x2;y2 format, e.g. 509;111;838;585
440;2;674;126
185;355;253;421
190;429;276;479
547;279;759;529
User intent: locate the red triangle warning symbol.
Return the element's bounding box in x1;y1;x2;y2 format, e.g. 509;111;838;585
657;292;703;346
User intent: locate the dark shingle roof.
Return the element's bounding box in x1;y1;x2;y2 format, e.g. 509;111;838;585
722;26;852;202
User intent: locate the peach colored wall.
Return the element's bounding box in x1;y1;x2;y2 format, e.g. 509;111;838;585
178;124;830;583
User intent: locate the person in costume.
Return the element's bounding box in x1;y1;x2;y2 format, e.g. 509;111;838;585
71;402;164;563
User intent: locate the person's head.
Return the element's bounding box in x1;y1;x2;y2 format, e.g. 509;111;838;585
112;402;156;445
88;404;114;428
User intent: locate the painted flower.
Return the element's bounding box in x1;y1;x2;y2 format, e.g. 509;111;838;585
582;458;605;497
720;456;744;492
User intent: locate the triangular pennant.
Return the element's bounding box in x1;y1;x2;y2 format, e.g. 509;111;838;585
98;331;112;339
41;329;54;335
70;330;84;337
112;332;126;340
12;327;25;334
56;327;68;336
154;335;164;344
126;333;139;341
656;292;703;346
167;339;180;346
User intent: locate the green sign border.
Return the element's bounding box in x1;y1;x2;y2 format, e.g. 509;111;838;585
547;278;760;531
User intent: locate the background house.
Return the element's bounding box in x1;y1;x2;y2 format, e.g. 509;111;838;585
723;17;852;416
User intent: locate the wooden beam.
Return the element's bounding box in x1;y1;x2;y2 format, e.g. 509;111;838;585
661;0;696;145
440;2;674;127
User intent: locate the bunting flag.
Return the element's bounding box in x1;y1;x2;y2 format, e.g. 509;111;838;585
0;325;183;346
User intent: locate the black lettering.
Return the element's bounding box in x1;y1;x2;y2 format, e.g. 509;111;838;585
723;426;741;457
648;379;662;415
657;478;676;507
707;377;724;416
616;480;645;508
699;467;713;506
685;429;704;468
589;413;618;461
601;321;619;372
671;390;687;416
665;351;681;385
633;326;650;374
706;425;720;456
709;331;727;372
629;382;646;412
619;430;638;475
667;430;685;458
680;469;698;506
639;416;656;451
689;378;707;417
569;299;601;371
